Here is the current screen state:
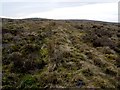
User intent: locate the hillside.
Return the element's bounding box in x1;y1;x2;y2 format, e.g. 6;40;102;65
1;18;120;89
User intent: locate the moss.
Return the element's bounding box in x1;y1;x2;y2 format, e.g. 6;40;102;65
105;68;117;76
93;58;106;68
2;18;119;88
105;54;117;60
93;76;115;88
2;73;19;89
18;75;38;89
82;68;93;77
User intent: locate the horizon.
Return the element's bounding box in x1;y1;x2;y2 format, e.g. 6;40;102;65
1;0;119;22
0;17;119;24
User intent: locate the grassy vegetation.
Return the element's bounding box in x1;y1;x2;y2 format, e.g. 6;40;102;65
2;18;120;89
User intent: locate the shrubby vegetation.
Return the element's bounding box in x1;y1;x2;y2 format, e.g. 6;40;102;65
2;18;119;89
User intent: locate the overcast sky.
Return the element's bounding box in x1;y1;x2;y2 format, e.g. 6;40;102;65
1;0;119;22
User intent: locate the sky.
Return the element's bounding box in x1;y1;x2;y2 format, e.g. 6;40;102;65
0;0;120;22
